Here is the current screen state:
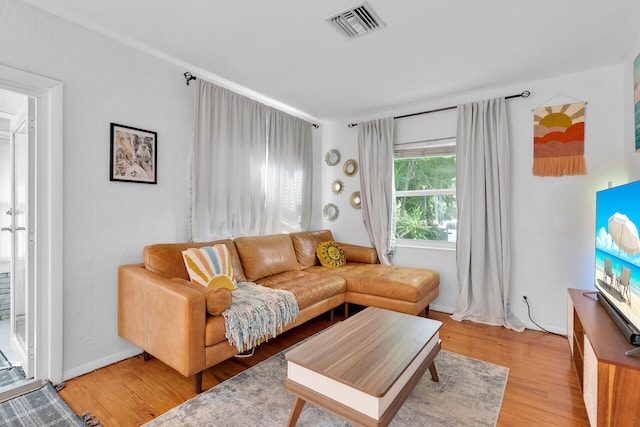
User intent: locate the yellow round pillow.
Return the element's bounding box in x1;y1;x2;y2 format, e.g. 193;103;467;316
316;241;346;268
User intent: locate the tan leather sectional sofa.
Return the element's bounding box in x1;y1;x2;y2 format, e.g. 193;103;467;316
118;230;439;392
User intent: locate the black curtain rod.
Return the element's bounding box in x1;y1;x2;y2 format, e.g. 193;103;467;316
347;90;531;128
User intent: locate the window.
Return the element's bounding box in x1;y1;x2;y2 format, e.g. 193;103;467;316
394;137;457;243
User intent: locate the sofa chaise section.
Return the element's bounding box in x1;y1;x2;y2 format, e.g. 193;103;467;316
290;230;439;316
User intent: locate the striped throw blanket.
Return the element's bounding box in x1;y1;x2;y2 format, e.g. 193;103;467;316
222;282;299;352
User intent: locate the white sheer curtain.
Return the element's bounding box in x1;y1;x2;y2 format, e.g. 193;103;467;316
452;97;524;332
265;109;313;233
190;80;312;241
357;118;395;265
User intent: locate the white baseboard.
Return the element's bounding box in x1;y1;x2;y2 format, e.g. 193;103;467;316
429;304;454;314
429;304;567;335
62;346;141;382
521;320;567;336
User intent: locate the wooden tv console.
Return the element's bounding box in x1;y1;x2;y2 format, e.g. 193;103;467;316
567;288;640;426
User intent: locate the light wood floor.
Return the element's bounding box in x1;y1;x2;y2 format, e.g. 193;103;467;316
58;308;589;426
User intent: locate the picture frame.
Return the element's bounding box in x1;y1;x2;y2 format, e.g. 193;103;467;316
110;123;157;184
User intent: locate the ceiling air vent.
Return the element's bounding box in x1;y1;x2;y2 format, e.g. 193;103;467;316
326;2;386;39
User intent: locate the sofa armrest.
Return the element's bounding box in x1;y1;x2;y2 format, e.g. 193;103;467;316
171;278;232;316
118;263;206;377
336;242;379;264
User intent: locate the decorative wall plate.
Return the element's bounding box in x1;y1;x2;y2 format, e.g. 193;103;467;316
350;191;362;209
325;149;340;166
343;159;358;176
323;203;339;221
331;179;345;195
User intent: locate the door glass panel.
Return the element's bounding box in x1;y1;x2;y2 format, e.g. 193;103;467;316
0;138;9;268
12;118;27;357
0;88;41;399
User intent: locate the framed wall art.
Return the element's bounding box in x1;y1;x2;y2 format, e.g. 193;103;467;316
110;123;157;184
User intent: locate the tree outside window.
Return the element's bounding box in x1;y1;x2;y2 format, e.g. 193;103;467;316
394;140;457;242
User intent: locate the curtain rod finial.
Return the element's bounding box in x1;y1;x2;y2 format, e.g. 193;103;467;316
521;90;531;98
184;72;197;86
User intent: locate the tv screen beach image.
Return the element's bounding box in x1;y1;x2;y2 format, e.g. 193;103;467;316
595;182;640;330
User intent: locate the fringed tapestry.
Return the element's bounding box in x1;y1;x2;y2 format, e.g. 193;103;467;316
533;102;586;176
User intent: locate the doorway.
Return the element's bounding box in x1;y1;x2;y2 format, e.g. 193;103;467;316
0;64;63;402
0;88;36;395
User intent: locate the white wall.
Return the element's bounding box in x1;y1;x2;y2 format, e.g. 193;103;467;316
509;66;625;333
322;64;627;334
0;0;193;378
0;0;324;380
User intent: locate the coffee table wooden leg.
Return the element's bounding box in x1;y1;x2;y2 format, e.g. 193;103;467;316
287;397;306;427
429;362;439;382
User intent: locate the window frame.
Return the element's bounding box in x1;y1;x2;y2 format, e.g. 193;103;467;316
393;136;457;248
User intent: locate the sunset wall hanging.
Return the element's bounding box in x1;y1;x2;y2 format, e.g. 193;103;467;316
533;102;586;177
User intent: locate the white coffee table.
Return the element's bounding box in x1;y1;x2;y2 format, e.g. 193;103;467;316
285;307;442;427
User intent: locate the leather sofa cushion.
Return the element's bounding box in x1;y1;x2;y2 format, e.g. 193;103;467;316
307;263;439;302
290;230;334;267
338;242;379;264
255;270;346;310
235;234;299;282
144;240;246;282
204;315;227;347
290;230;380;267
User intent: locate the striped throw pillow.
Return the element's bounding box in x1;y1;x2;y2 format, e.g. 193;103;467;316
182;244;237;291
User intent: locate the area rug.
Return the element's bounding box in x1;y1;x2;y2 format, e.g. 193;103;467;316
144;349;509;427
0;349;25;388
0;382;93;426
0;349;10;369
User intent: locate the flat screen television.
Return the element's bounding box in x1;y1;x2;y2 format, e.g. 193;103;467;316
595;180;640;346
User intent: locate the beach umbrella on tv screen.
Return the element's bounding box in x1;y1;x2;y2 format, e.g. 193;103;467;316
608;212;640;256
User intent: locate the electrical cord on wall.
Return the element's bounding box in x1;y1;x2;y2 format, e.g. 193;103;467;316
523;296;565;337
